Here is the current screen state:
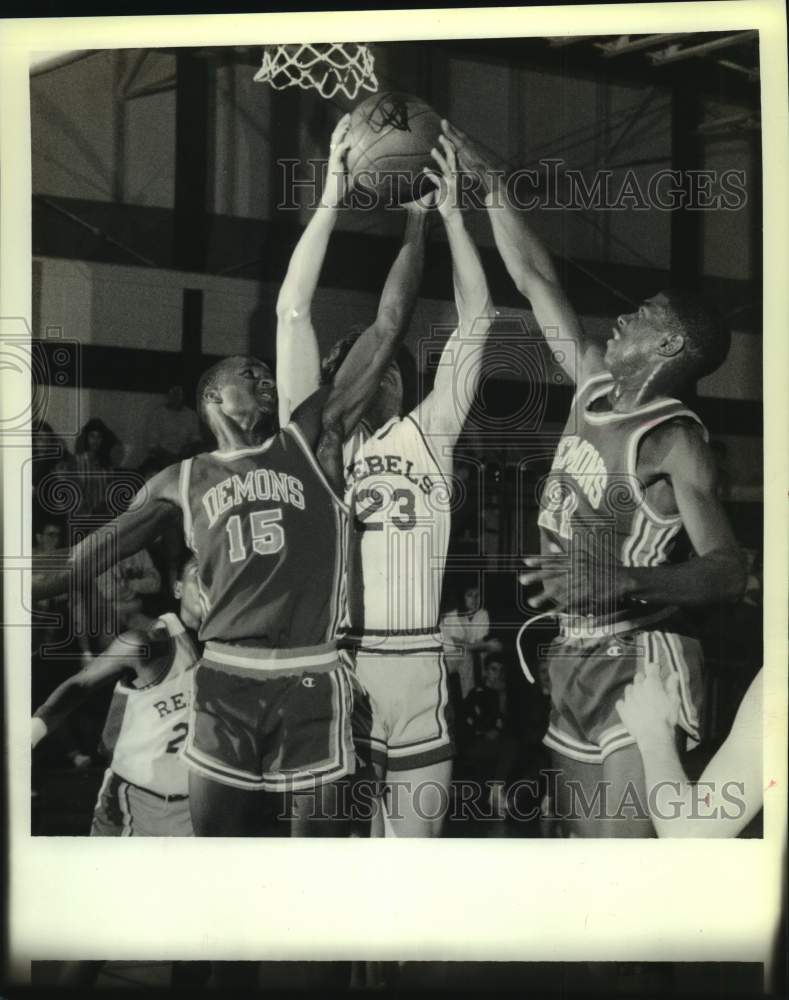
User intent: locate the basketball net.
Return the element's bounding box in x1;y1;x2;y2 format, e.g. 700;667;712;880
253;43;378;101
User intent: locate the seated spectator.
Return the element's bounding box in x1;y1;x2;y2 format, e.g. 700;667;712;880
74;418;120;516
32;420;74;503
144;384;201;469
461;658;508;744
31;514;87;770
441;585;501;700
456;657;517;822
31;515;70;667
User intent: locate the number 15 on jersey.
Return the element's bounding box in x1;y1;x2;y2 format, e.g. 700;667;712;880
226;508;285;562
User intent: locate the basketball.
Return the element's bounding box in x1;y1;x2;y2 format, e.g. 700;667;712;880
345;91;442;205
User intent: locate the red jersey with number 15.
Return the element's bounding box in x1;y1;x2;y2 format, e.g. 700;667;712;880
179;423;347;647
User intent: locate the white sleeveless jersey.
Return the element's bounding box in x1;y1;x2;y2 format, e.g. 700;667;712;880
100;613;199;796
343;414;451;633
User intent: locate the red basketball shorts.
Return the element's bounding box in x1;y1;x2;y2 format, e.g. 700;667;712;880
182;641;356;792
542;616;703;765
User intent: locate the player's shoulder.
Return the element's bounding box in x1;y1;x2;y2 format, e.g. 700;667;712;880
105;628;153;672
640;412;712;477
642;411;707;451
376;414;407;440
138;460;186;507
127;619;173;657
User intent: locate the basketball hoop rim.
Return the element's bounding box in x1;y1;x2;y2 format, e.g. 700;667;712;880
252;41;378;100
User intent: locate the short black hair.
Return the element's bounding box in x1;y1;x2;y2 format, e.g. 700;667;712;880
195;356;269;424
660;290;731;379
320;327;366;386
196;358;234;423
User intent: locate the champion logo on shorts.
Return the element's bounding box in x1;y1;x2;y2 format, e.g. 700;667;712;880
607;644;622;656
302;676;316;688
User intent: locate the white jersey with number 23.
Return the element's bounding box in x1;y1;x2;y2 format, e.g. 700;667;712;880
343;414;451;635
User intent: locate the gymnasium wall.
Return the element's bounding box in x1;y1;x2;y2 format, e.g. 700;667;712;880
31;46;756;281
29;43;763;512
33;256;762;486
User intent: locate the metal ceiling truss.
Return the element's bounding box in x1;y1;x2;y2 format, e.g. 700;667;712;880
536;32;760;93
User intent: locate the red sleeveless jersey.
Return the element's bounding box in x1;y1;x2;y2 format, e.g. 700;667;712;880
179;423;347;647
537;372;707;621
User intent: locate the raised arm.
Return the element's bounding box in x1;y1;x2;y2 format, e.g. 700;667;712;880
31;464;182;601
275;115;352;425
292;200;430;486
323;202;429;435
417;136;496;457
441;119;604;386
31;632;145;747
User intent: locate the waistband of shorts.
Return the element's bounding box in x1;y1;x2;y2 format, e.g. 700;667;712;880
113;771;188;803
339;628;443;655
555;605;678;640
203;639;339;673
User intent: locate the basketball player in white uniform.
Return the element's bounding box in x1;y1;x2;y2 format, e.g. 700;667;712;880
31;557;202;837
277;134;497;836
443;119;745;836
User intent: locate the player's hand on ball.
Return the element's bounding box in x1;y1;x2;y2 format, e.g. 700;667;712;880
322;113;353;209
424;135;461;220
615;662;681;746
441;119;501;192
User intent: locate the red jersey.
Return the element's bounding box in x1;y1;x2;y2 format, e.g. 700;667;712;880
179;423;347;647
537;372;707;623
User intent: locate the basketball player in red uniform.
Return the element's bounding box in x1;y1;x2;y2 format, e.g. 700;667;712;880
278;133;497;836
442;119;746;836
32;126;425;838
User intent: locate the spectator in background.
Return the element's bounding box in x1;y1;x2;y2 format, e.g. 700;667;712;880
441;585;501;700
31;515;70;669
144;384;201;470
32;419;73;504
456;657;517;823
74;418;119;516
31;514;87;769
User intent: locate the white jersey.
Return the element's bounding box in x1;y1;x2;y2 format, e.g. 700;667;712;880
100;613;199;796
343;414;451;635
